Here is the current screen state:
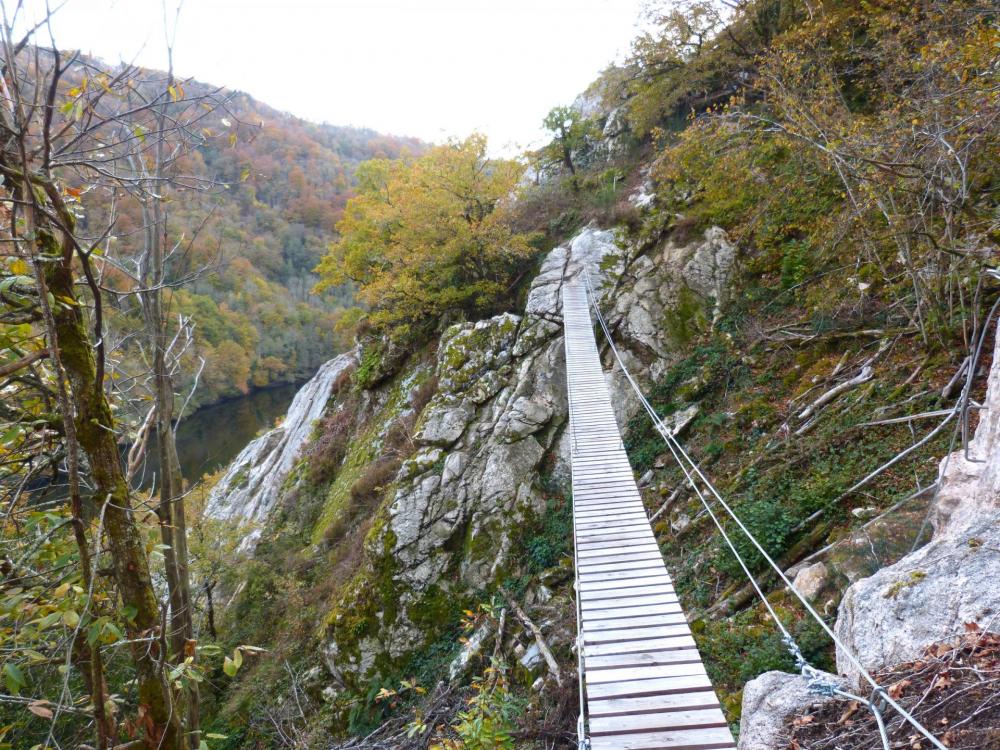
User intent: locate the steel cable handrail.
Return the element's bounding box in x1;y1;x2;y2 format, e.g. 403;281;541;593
581;269;948;750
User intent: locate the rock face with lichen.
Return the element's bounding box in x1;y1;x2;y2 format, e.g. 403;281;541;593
318;223;740;697
206;219;741;712
322;228;619;694
737;672;845;750
204;351;358;546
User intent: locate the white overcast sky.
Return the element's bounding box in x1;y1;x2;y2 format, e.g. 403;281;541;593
18;0;648;152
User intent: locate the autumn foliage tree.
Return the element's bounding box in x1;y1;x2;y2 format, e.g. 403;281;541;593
315;134;537;346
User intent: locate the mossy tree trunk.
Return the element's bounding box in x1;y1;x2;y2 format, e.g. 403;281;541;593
21;184;184;750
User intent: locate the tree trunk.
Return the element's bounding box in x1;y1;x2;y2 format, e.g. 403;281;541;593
25;195;116;750
39;225;184;750
204;581;218;640
143;117;200;746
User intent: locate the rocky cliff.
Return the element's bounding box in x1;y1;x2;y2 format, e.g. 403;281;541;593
204;192;992;749
204;351;358;544
207;215;740;726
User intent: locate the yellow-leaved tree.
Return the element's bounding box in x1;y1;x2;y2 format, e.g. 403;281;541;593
315;134;536;345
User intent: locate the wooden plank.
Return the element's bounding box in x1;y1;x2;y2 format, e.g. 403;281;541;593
587;674;712;702
580;591;679;608
574;474;638;485
574;488;643;500
574;510;647;522
587;690;721;718
577;532;656;546
577;552;665;568
584;614;689;633
576;520;651;534
577;510;659;532
575;521;649;534
583;624;692;644
586;646;706;670
584;661;708;685
577;541;662;556
575;524;651;536
579;574;672;591
586;672;715;701
574;500;643;512
584;635;698;658
581;583;676;601
580;581;675;598
578;555;665;574
583;604;685;622
589;707;729;735
588;726;736;750
575;515;649;528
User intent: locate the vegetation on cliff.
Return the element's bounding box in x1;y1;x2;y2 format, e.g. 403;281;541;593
181;0;1000;745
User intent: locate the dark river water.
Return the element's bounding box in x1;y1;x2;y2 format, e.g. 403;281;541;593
136;382;300;488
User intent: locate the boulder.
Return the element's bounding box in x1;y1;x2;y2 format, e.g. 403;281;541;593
834;327;1000;686
835;512;1000;685
931;330;1000;538
738;671;843;750
501;396;554;442
682;227;737;323
415;402;474;447
793;562;829;602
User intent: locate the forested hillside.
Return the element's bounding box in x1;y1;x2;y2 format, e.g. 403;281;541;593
88;73;423;408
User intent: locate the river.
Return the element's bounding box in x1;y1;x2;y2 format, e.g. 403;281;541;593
136;382;301;488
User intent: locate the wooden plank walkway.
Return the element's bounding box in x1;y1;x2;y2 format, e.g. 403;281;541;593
562;282;735;750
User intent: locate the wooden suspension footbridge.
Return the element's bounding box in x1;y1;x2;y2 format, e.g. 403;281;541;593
563;281;736;750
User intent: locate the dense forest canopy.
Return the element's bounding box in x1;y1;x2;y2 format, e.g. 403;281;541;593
315;134;537;350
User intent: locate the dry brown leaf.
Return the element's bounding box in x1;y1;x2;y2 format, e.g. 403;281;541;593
27;701;53;719
888;678;912;699
837;700;859;725
933;671;954;690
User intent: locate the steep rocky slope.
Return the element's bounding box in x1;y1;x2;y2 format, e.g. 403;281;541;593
206;214;742;736
737;334;1000;749
202;162;997;750
205;352;358;544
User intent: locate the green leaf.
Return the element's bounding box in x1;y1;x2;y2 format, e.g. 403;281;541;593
101;623;124;643
222;656;237;677
4;663;26;695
